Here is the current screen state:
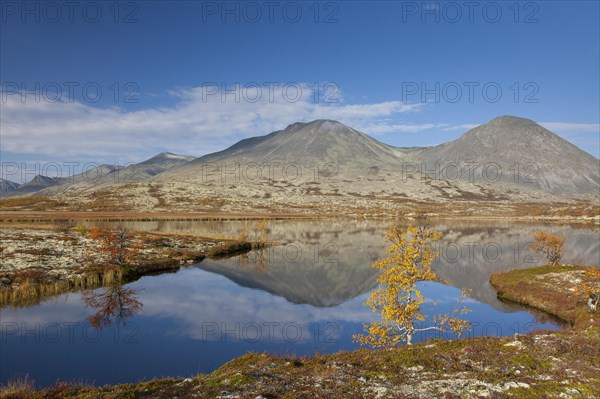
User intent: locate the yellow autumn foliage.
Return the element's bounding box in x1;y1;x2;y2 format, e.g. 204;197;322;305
354;225;471;347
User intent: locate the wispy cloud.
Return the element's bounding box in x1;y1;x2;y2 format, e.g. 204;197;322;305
539;122;600;133
443;124;479;131
3;85;597;162
360;123;449;135
0;84;424;160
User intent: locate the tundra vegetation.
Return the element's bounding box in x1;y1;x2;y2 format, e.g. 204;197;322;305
0;222;268;309
576;267;600;313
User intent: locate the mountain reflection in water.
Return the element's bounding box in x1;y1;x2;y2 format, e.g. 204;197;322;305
1;219;596;387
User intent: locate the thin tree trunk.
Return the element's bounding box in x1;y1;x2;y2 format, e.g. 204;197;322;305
406;289;413;345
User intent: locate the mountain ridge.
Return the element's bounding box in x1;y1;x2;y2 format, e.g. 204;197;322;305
4;116;599;200
5;152;195;197
158;115;599;195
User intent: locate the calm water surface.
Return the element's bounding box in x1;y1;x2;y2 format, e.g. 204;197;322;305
1;219;598;387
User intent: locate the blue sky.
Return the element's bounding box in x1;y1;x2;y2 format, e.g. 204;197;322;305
1;1;599;181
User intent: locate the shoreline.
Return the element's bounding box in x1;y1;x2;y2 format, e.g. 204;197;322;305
0;225;264;309
3;264;599;398
0;210;598;225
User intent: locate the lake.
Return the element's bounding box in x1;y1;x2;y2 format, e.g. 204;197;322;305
1;219;598;387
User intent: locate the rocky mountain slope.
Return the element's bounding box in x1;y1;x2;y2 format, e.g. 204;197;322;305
3;116;598;214
418;116;600;194
0;178;20;194
11;175;60;194
30;152;195;196
186;119;408;166
159;116;599;195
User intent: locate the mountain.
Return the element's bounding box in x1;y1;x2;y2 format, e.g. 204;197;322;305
419;116;600;194
159;116;599;196
124;152;196;179
59;164;122;184
13;175;60;194
78;152;195;188
7;116;598;211
4;164;118;197
183;119;405;167
10;153;195;196
0;178;20;194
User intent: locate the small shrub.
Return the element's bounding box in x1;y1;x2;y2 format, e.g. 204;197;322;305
54;219;76;233
253;220;269;243
88;225;139;265
74;224;89;236
529;231;565;266
237;226;249;242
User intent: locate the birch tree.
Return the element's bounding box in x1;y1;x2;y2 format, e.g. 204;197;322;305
354;225;471;347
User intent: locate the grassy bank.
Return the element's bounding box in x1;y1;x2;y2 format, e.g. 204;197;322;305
0;259;190;309
490;265;599;330
0;225;261;308
4;264;599;399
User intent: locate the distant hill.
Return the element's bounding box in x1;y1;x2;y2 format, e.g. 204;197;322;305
12;175;60;194
5;152;195;197
0;178;20;194
124;152;196;180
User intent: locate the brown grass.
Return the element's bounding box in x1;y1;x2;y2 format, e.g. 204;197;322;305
0;267;122;308
11;248;54;256
0;197;68;211
490;265;598;329
0;376;35;399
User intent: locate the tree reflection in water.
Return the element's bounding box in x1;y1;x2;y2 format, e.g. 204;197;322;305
82;283;143;328
239;248;268;273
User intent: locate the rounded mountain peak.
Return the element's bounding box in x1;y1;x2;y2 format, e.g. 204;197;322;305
486;115;539;128
287;119;351;132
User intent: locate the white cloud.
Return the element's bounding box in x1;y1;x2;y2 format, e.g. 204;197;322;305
363;123;448;135
538;122;600;133
3;84;597;163
0;84;424;160
443;123;479;131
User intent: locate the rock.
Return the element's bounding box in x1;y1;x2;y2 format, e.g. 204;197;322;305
565;388;582;396
503;381;530;390
504;341;524;348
